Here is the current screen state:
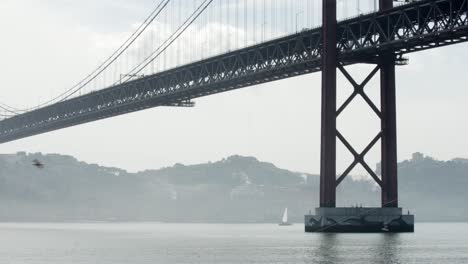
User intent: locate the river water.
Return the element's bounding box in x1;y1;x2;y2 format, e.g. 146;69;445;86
0;222;467;263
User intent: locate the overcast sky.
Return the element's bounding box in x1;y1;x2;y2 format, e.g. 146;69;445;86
0;0;467;177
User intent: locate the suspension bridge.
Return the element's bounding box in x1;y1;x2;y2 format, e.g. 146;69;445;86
1;0;467;232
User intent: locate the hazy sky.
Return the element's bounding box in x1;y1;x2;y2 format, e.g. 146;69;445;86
0;0;467;177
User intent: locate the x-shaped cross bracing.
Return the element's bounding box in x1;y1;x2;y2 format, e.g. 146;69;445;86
335;64;383;187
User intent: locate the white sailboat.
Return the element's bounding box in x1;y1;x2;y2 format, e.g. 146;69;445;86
279;208;292;226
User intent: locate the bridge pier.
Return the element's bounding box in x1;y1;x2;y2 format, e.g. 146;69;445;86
380;54;398;208
319;0;337;208
379;0;398;209
305;0;413;233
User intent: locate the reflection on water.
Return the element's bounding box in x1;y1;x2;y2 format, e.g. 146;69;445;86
311;234;340;264
0;223;467;264
373;234;402;264
308;233;404;264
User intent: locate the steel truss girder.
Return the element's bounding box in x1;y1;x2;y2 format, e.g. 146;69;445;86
335;64;383;187
0;0;467;143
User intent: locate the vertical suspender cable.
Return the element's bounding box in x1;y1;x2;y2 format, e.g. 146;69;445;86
253;0;256;44
244;0;247;47
236;0;239;50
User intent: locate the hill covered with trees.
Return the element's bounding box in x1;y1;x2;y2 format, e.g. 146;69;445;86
0;152;466;222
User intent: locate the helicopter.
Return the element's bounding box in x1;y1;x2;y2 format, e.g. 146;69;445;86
32;159;44;169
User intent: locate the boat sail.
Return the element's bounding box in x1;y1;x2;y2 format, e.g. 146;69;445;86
279;208;292;226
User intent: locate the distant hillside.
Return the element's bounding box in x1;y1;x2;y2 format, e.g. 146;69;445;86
139;155;306;185
398;153;468;221
0;152;466;222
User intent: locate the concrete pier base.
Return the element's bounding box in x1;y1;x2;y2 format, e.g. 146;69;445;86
305;207;414;233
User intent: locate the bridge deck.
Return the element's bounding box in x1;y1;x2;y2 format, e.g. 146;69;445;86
0;0;467;143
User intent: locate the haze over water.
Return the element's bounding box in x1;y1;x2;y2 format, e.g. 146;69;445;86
1;222;467;263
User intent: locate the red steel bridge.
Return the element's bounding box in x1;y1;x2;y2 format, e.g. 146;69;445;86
0;0;467;231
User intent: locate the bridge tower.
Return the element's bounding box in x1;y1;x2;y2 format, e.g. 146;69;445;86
379;0;398;209
305;0;414;233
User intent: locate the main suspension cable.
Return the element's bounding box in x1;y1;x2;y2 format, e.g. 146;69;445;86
120;0;214;84
1;0;171;115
